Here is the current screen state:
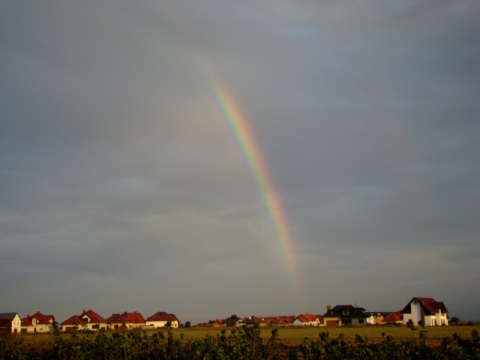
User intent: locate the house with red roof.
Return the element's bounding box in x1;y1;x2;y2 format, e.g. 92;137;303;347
145;311;179;328
21;311;56;333
60;309;108;331
293;313;322;326
60;315;84;332
401;297;448;326
107;311;146;330
382;310;403;325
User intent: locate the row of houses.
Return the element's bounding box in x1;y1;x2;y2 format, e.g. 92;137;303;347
0;297;449;334
201;297;449;328
0;309;179;335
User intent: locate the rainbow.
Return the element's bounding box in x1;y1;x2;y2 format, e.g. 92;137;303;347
156;2;303;302
200;63;302;294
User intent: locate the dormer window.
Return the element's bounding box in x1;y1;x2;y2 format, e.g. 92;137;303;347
342;311;349;315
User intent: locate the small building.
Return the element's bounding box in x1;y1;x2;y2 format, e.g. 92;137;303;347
365;311;391;325
0;313;21;334
21;311;56;333
239;316;276;327
382;311;403;325
322;305;368;327
107;311;146;330
145;311;179;329
60;315;84;332
61;309;108;331
293;313;321;326
262;316;296;327
401;297;448;326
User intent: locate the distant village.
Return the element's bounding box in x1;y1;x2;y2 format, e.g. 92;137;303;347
0;297;449;335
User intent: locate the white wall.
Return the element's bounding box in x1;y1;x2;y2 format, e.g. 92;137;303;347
12;314;21;333
403;301;422;325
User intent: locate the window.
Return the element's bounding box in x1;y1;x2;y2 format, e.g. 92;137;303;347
359;319;364;324
342;311;349;315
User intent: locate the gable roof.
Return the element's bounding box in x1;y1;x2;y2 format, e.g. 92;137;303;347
22;311;54;326
107;313;128;324
61;315;84;326
323;305;368;319
383;311;403;323
80;309;108;324
296;313;319;323
123;311;145;323
107;312;145;324
402;297;448;315
0;313;19;320
145;311;178;322
62;310;107;326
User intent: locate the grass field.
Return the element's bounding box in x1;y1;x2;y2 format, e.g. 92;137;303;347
4;325;479;358
15;324;480;345
171;325;480;343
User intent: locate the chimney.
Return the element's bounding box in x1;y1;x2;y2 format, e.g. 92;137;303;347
327;305;331;312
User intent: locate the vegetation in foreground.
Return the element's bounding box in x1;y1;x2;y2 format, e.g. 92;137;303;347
1;325;479;359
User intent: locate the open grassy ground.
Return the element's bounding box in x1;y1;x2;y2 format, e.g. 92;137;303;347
174;325;480;344
15;324;480;346
4;325;478;358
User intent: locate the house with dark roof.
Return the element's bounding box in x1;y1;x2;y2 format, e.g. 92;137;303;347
60;309;108;331
145;311;179;328
322;305;368;327
401;297;448;326
293;313;322;326
107;311;146;330
21;311;56;333
0;313;21;334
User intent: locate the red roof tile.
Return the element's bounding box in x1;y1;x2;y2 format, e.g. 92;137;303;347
145;311;178;322
123;311;145;323
296;313;319;323
402;297;448;315
81;309;107;324
107;312;145;324
61;315;84;326
383;311;403;323
22;311;54;326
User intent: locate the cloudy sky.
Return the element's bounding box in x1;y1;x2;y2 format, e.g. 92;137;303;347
1;0;479;324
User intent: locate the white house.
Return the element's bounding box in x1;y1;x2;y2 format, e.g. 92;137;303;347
21;311;56;333
60;309;108;331
145;311;179;328
293;313;322;326
401;297;449;326
365;312;391;325
0;313;21;334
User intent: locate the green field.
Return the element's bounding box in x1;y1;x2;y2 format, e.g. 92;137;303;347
2;325;479;359
163;325;480;344
15;324;480;343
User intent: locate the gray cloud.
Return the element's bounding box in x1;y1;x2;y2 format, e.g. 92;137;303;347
1;0;479;322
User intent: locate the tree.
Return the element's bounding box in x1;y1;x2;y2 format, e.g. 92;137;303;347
450;317;460;324
184;321;191;328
